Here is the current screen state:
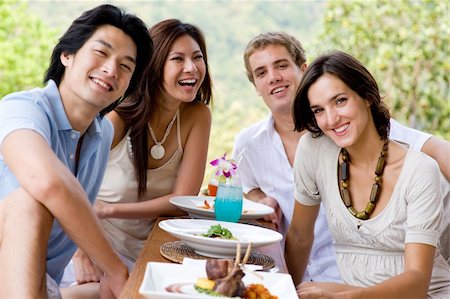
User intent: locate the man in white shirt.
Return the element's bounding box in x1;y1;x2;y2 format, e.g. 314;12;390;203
232;32;450;282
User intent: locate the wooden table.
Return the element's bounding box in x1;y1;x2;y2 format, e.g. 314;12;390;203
119;217;288;299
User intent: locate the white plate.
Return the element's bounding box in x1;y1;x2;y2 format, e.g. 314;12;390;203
139;262;298;299
169;196;274;220
158;219;283;258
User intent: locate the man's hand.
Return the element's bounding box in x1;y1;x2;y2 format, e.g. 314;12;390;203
245;188;283;230
99;263;129;299
72;249;103;284
258;197;282;227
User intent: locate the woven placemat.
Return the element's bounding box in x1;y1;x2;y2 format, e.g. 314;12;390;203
160;241;275;270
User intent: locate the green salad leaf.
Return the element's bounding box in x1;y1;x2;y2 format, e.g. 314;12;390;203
194;285;240;298
201;224;236;240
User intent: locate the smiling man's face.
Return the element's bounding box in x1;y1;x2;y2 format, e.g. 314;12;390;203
249;44;304;115
59;24;137;111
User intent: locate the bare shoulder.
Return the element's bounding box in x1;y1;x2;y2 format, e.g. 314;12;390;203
106;111;128;149
179;102;212;127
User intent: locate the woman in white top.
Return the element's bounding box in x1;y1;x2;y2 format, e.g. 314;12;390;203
286;51;450;299
62;19;212;297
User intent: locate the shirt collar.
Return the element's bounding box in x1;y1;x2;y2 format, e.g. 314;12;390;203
44;80;102;136
249;113;275;139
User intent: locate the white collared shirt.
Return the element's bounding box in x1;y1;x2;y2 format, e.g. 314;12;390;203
232;114;341;282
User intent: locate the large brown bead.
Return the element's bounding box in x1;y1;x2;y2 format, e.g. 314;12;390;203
365;202;376;215
341;188;352;207
356;211;369;220
375;156;386;176
369;183;380;203
348;206;357;216
341;161;349;181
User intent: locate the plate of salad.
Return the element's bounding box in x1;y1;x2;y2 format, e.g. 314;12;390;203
158;219;283;258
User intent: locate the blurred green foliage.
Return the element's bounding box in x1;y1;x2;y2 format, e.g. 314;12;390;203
315;0;449;139
0;0;57;96
1;0;448;187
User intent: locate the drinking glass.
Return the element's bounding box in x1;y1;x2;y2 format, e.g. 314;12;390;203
208;177;218;196
214;183;243;222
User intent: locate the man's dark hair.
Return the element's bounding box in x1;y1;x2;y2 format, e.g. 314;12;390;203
44;4;152;116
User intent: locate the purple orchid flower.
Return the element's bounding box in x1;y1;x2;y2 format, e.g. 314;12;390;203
209;153;238;183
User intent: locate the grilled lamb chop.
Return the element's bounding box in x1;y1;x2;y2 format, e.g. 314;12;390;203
213;267;246;297
210;242;252;297
206;259;233;280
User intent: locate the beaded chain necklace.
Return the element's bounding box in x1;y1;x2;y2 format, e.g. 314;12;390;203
339;141;389;220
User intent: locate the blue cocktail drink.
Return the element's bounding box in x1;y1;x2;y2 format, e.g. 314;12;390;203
214;184;243;222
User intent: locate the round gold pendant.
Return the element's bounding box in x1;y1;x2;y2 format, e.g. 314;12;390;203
150;144;165;160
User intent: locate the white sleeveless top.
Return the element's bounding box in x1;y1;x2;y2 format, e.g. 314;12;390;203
98;112;183;260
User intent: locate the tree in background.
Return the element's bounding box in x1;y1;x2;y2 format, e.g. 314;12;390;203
0;0;56;98
317;0;449;138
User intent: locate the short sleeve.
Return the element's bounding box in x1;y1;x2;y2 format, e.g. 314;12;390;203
0;98;51;151
404;152;443;246
293;133;321;206
389;119;431;151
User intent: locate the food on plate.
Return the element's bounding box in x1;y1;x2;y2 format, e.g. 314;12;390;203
244;284;278;299
195;277;216;290
196;198;254;214
194;244;278;299
201;224;236;240
197;199;214;209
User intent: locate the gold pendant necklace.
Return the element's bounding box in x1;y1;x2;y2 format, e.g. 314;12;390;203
339;141;388;220
148;109;179;160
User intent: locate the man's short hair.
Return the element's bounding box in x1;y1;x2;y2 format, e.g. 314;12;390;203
44;4;152;116
244;32;306;84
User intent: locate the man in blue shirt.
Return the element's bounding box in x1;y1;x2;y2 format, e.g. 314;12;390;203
0;4;152;298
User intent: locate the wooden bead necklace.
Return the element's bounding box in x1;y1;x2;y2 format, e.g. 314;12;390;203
339;141;388;220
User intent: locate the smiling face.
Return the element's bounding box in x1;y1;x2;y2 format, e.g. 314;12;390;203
308;74;373;149
59;24;137;112
249;44;304;116
162;34;206;105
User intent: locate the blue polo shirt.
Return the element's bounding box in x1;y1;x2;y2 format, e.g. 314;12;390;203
0;80;113;284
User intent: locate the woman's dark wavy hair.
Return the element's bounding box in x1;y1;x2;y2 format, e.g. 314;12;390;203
115;19;213;197
43;4;152;116
293;50;390;140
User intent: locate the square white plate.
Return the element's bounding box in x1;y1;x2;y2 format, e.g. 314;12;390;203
139;262;298;299
170;196;274;220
